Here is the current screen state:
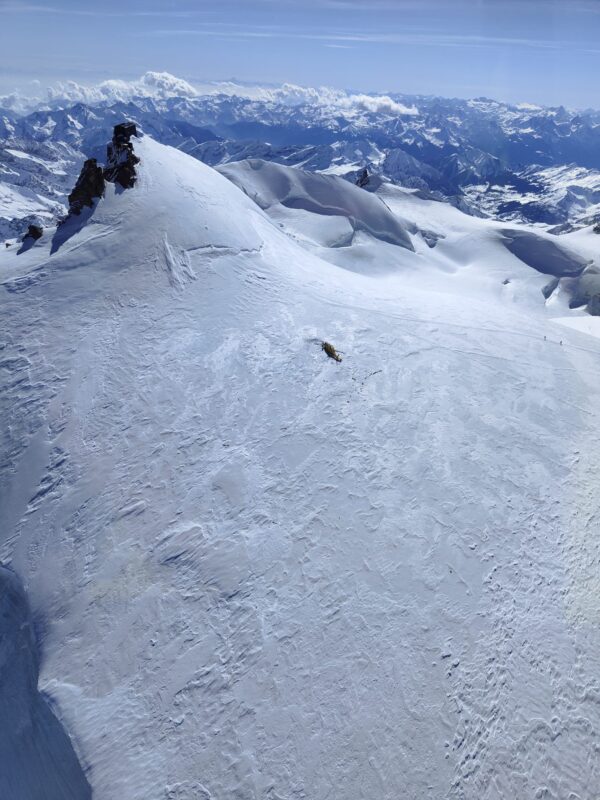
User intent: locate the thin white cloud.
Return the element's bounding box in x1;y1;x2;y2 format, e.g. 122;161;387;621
1;70;422;117
346;93;418;115
0;2;204;16
136;26;573;51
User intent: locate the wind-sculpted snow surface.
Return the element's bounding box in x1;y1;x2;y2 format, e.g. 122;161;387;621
1;136;600;799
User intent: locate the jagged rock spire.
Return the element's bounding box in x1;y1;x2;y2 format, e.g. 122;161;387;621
65;122;140;218
67;159;105;215
104;122;140;189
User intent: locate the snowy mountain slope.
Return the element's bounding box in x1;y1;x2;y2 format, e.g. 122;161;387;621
2;134;600;799
218;158;592;293
0;140;78;239
463;162;600;229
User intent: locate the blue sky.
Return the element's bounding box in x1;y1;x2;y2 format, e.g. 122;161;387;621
2;0;600;107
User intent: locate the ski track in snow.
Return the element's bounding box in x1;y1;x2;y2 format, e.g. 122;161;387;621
1;136;600;800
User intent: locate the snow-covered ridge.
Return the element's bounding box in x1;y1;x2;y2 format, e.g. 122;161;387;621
218;158;415;250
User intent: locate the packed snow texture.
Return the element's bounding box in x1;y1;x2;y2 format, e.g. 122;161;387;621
1;135;600;800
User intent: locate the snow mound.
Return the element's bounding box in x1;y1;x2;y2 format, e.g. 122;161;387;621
69;135;265;262
218;158;415;251
1;135;272;287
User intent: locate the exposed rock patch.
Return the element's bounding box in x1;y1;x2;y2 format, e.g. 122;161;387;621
355;167;370;188
103;122;140;189
321;341;342;362
61;122;140;228
17;222;44;254
67;158;105;216
23;223;43;241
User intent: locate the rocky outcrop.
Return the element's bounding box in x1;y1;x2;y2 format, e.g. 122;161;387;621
104;122;140;189
23;223;43;241
355;167;370;188
61;123;140;227
67;158;105;215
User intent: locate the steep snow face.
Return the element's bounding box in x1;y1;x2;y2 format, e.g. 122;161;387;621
80;135;265;259
2;137;600;800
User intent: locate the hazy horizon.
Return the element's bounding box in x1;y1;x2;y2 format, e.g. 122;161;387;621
2;0;600;108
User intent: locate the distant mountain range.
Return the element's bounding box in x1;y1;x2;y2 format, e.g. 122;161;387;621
2;72;600;239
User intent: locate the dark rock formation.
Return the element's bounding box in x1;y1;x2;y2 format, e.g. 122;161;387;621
355;167;370;188
23;224;43;241
104;122;140;189
67;158;105;215
113;122;137;143
593;220;600;234
60;122;140;231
